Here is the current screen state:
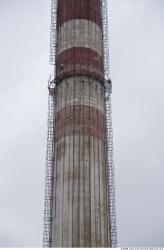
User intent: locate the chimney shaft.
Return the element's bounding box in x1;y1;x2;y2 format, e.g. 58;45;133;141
51;0;109;247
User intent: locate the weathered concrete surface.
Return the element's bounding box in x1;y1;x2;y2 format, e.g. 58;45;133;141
52;134;108;247
51;76;109;247
51;0;109;246
57;19;102;55
56;76;105;113
56;18;103;84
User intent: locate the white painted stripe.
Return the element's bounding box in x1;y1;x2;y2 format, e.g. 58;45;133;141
57;19;103;56
56;76;105;113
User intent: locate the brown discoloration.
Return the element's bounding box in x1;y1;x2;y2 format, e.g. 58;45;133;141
55;105;105;141
57;48;103;81
57;0;102;27
56;140;65;161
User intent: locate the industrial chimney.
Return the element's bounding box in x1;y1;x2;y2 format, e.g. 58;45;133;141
43;0;117;247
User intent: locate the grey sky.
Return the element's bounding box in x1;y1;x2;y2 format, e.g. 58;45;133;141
111;0;164;247
0;0;164;247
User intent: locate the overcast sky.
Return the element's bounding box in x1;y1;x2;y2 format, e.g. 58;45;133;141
0;0;164;247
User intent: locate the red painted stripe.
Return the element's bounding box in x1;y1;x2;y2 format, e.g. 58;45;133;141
55;105;105;141
57;47;103;81
57;0;102;27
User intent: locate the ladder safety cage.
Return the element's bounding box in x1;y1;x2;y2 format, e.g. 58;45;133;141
101;0;118;247
43;0;58;246
50;0;58;67
44;0;117;247
43;76;57;248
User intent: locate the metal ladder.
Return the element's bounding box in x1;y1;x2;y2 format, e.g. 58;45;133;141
43;0;58;245
43;77;56;247
101;0;118;246
50;0;58;66
104;80;117;247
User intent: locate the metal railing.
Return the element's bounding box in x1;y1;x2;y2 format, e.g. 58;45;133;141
43;76;56;247
43;0;117;247
101;0;118;246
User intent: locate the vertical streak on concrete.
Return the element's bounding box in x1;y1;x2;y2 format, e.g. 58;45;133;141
99;138;104;246
90;86;96;247
90;134;96;247
95;135;101;246
79;80;84;247
73;133;79;247
72;81;79;247
62;82;68;247
99;138;108;247
58;143;63;246
95;85;101;247
67;103;71;247
67;102;73;247
84;81;91;247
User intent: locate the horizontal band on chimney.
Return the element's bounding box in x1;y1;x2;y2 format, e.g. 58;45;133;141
55;105;106;142
57;47;103;81
57;0;102;27
56;76;105;113
57;19;103;56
